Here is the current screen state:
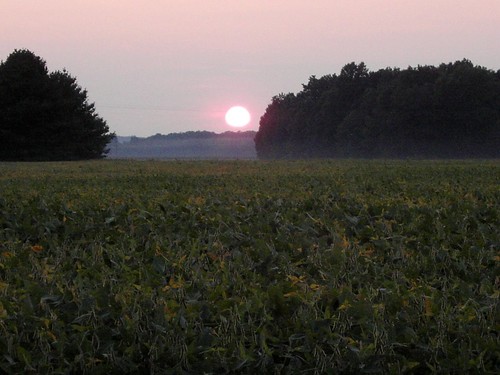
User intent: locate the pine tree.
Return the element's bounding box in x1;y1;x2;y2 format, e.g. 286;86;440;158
0;49;114;161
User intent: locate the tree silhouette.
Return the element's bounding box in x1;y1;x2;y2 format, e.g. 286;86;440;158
255;61;500;159
0;49;114;161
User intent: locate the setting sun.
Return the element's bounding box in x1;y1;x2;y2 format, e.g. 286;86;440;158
225;106;251;128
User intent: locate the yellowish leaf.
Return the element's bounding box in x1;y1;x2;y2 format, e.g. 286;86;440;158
339;301;351;311
168;277;183;289
341;236;349;248
309;283;321;291
287;275;306;285
31;244;43;253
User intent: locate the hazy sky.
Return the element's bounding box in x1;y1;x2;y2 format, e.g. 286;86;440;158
1;1;499;136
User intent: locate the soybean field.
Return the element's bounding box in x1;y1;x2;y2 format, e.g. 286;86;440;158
0;160;498;373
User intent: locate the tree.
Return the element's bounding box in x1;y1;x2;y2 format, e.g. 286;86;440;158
255;60;500;159
0;49;114;161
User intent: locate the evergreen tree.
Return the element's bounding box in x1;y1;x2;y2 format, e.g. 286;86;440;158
0;49;114;161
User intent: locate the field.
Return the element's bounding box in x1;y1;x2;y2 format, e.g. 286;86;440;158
0;160;498;374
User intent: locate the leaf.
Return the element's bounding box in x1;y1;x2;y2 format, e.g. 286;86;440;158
287;275;306;285
31;244;43;253
71;324;90;332
16;346;32;366
0;281;8;292
105;216;116;225
40;295;62;306
0;302;7;318
309;283;321;291
345;215;359;225
424;296;433;317
338;301;352;311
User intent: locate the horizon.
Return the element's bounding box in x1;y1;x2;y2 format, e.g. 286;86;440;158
114;129;257;139
2;1;500;136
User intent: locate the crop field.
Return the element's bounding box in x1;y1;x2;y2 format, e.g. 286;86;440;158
0;160;498;374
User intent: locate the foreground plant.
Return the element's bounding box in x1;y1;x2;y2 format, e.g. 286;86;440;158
0;160;498;373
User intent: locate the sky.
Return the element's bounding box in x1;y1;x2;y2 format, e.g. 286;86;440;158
1;0;499;137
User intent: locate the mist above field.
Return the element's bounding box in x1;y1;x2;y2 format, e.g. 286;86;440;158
108;130;256;159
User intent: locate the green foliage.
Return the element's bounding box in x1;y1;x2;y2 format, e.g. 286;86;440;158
0;49;114;161
255;60;500;159
0;160;498;373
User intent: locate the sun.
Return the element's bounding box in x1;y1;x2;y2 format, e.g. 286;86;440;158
225;106;251;127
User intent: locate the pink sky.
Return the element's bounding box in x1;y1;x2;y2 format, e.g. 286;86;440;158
1;0;499;136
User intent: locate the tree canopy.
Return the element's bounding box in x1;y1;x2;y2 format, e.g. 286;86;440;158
0;49;114;161
255;60;500;159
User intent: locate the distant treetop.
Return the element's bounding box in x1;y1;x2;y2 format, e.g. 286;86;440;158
129;130;256;143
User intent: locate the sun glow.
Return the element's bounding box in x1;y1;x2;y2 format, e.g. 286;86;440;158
225;106;251;127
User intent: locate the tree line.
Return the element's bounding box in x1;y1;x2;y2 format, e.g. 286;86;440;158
0;49;113;161
129;130;256;143
255;60;500;159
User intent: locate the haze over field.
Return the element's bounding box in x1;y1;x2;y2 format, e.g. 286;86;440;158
108;131;257;159
1;1;499;137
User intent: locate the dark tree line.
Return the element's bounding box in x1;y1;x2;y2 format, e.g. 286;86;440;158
0;49;114;161
255;60;500;159
128;130;256;143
